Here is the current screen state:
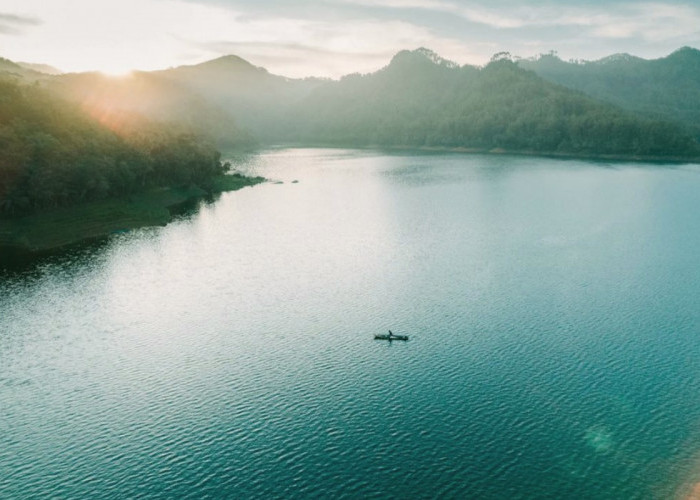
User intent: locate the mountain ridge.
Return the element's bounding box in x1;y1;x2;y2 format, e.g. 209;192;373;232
2;46;700;158
518;46;700;132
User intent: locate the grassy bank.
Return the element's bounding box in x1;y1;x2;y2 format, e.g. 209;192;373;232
0;173;265;254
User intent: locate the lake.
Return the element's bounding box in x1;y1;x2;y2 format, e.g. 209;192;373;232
2;149;700;499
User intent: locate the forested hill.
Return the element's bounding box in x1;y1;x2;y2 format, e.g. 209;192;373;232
46;71;253;150
0;78;229;217
2;45;700;215
279;49;699;158
154;55;325;138
141;47;700;158
518;47;700;133
0;57;51;82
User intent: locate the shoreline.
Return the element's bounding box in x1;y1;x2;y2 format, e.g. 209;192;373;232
4;143;698;258
685;482;700;499
678;474;700;500
0;173;265;256
678;454;700;500
411;146;700;164
263;143;700;165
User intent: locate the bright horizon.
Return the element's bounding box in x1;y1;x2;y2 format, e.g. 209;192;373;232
2;0;700;78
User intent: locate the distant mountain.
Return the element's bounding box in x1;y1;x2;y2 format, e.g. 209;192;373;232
2;48;699;160
0;57;48;82
278;48;698;158
389;47;460;69
154;55;325;139
518;47;700;133
45;70;252;149
0;54;254;149
16;62;62;75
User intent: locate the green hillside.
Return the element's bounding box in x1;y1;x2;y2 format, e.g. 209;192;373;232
281;49;699;158
0;77;233;217
518;47;700;134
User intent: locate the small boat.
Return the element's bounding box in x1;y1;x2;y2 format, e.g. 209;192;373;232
374;330;409;341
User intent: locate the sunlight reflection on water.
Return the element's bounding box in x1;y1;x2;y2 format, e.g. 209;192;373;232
2;149;700;499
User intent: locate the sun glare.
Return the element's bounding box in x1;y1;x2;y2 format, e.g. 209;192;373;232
98;66;135;77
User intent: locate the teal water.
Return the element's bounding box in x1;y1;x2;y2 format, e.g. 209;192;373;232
2;149;700;498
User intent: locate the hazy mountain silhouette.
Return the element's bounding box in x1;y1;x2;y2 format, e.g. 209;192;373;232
0;57;49;82
16;62;62;75
279;48;698;157
518;47;700;133
45;70;252;148
2;47;699;158
155;55;326;139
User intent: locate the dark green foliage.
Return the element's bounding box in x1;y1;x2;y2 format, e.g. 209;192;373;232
518;47;700;135
278;49;699;157
0;78;227;217
34;47;697;160
2;46;698;223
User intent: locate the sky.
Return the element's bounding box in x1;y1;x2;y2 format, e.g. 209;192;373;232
1;0;700;77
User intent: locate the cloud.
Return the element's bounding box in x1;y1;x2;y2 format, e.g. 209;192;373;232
190;39;394;76
337;0;700;40
2;0;699;78
0;0;245;73
587;3;700;42
0;12;41;35
182;15;489;77
0;13;40;24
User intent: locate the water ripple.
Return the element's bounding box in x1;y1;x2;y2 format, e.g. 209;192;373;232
2;150;700;498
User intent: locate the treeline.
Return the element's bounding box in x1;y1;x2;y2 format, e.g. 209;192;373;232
280;50;700;157
48;71;255;150
15;47;699;165
3;47;698;221
0;78;227;217
518;47;700;135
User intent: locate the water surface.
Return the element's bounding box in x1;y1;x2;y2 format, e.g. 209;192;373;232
2;149;700;498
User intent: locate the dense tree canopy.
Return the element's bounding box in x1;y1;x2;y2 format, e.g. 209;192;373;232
277;49;700;157
518;47;700;136
0;78;227;217
3;46;700;220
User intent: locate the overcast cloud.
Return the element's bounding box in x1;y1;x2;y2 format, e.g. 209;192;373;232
0;0;698;76
0;12;41;35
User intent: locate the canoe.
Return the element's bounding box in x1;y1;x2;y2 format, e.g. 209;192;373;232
374;333;409;341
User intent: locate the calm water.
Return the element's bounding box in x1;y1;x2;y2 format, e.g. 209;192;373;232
2;149;700;499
